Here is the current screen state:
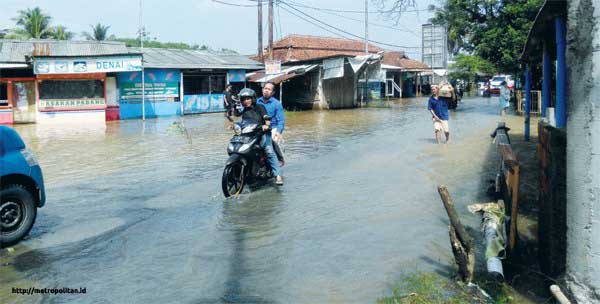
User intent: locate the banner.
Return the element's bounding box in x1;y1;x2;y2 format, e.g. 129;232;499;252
118;69;180;102
265;60;282;75
34;55;142;74
183;94;224;114
119;82;179;100
38;98;106;112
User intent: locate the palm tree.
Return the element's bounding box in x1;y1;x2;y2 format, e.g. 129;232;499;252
51;25;74;40
82;23;113;41
12;7;53;39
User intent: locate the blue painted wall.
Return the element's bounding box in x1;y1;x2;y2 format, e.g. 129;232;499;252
117;68;181;119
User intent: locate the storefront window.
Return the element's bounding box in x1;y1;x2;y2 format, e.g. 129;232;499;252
183;74;226;95
39;80;104;99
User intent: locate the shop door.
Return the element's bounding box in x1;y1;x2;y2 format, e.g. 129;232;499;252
11;81;36;123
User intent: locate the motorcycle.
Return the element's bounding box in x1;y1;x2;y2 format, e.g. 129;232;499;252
222;121;273;197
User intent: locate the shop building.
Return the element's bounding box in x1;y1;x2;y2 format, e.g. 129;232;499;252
0;40;263;124
122;48;262;119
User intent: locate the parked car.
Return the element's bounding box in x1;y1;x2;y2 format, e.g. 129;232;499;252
489;75;515;95
0;126;45;247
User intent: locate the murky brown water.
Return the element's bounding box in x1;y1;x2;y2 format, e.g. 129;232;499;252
1;97;522;303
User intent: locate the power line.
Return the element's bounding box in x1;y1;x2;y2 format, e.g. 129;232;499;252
211;0;264;7
279;1;422;49
284;0;418;36
279;5;354;40
247;0;429;14
277;0;283;39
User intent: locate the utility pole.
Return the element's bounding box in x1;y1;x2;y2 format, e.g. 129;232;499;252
365;0;369;55
258;0;263;61
268;0;274;59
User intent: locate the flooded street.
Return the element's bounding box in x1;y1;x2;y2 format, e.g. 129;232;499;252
2;97;512;303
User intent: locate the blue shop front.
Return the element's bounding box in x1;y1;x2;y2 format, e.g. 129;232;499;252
118;68;182;119
117;47;262;119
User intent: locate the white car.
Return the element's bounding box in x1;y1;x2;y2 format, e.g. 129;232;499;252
489;75;514;95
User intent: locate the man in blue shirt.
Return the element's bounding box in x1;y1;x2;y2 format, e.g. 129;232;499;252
427;85;451;144
257;82;286;185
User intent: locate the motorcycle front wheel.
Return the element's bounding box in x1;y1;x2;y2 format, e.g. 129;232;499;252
222;162;246;197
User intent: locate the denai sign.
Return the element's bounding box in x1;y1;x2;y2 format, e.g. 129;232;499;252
33;56;142;74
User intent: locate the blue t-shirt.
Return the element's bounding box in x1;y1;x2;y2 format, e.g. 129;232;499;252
257;96;286;133
427;96;449;121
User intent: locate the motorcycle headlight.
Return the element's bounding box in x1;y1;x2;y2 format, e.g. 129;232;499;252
228;143;234;152
239;143;252;153
234;124;242;135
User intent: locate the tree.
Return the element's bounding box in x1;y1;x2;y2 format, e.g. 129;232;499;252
448;53;495;83
371;0;417;24
51;25;74;40
429;0;543;73
82;23;114;41
12;7;53;39
112;37;208;50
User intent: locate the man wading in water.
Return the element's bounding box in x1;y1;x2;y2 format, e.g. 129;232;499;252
427;85;451;144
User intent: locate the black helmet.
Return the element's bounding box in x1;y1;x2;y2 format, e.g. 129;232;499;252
239;88;256;101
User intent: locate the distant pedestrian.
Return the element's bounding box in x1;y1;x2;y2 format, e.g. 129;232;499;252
427;85;450;144
223;84;237;122
499;81;511;116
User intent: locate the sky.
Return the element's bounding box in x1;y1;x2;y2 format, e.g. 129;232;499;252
0;0;437;58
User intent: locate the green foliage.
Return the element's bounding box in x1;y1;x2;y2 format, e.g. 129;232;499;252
11;7;53;39
51;25;74;40
377;273;477;304
431;0;544;73
449;53;495;82
82;23;113;41
111;37;209;50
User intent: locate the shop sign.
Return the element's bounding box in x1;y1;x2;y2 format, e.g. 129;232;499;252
228;70;246;82
34;56;142;74
265;60;281;75
38;98;106;111
119;82;179;100
183;94;224;114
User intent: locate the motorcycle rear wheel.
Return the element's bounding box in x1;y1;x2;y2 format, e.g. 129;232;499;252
222;162;246;197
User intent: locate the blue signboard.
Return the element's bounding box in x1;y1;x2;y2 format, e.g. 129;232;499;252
118;69;180;83
228;70;246;82
183;94;225;114
118;68;181;119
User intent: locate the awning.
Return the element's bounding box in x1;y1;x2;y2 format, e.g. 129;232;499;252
433;69;448;76
246;64;318;84
0;63;29;68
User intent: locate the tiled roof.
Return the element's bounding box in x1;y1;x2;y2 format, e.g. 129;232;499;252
0;39;130;63
128;47;263;70
382;51;430;70
258;34;383;63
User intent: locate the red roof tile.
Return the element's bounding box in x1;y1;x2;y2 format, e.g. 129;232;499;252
382;51;430;70
256;34;383;63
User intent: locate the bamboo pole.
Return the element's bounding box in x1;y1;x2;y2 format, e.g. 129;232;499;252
438;185;475;282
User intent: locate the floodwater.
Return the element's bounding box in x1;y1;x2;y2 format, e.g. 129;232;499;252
2;97;511;303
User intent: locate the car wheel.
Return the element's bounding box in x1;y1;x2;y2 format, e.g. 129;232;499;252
0;184;37;247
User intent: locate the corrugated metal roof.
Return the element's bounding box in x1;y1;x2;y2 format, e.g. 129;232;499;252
0;40;130;63
129;47;263;70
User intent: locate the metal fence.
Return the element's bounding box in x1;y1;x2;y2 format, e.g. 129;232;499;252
515;90;542;115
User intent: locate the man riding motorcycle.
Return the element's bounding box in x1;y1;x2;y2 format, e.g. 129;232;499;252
234;88;282;185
